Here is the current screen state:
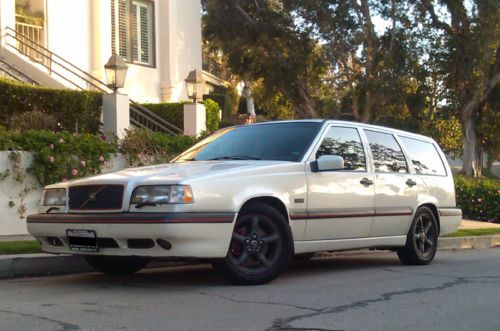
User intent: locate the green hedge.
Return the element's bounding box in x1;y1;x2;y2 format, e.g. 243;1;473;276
203;85;238;118
142;102;185;129
0;78;102;133
205;99;220;132
455;175;499;223
143;100;220;133
0;128;197;186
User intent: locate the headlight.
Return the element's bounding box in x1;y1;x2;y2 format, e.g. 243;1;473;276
43;189;66;206
130;185;194;205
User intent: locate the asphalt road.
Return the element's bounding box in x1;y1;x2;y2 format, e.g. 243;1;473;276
0;249;499;331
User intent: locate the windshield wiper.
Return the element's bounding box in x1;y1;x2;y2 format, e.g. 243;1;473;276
208;156;262;160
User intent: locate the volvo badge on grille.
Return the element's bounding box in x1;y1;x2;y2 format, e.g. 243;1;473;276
79;186;106;209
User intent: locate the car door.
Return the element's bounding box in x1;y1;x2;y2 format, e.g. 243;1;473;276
304;126;374;240
363;130;418;237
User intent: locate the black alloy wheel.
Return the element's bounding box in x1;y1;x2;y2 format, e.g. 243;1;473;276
397;207;438;265
212;202;293;285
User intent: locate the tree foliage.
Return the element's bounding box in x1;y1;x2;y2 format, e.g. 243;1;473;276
202;0;500;177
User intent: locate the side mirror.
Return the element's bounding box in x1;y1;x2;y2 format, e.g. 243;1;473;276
311;155;344;172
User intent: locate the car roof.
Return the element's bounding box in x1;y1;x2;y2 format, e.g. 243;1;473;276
247;119;435;143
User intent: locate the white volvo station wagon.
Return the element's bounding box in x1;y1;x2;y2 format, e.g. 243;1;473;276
28;120;462;284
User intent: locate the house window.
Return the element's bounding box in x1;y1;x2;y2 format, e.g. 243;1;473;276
111;0;155;66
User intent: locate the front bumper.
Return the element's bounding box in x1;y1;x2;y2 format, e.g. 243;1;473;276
27;212;237;258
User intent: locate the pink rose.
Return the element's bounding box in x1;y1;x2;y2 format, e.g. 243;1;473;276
98;156;105;163
49;155;55;163
100;135;107;141
71;168;78;176
137;153;143;159
49;144;54;149
477;198;482;202
80;160;86;167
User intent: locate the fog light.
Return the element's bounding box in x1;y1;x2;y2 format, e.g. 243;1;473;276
156;239;172;250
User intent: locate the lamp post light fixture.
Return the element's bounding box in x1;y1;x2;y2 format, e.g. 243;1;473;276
184;69;205;103
104;54;129;93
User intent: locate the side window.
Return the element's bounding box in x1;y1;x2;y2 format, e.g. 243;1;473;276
399;137;447;176
365;130;408;173
316;127;366;171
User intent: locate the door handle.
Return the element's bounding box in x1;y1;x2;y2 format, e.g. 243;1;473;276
406;179;417;187
360;178;373;186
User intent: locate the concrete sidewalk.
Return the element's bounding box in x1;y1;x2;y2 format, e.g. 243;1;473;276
459;220;500;229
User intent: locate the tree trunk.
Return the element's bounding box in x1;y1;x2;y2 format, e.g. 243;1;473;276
461;112;481;177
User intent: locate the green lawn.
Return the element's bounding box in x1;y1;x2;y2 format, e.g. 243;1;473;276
444;228;500;238
0;240;41;255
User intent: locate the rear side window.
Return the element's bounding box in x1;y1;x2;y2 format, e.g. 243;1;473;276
399;137;447;176
316;127;366;171
365;130;408;173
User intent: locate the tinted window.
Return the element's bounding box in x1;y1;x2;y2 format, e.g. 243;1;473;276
365;130;408;173
399;137;447;176
173;122;322;162
316;127;366;171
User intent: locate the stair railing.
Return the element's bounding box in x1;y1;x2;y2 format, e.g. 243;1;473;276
2;27;183;135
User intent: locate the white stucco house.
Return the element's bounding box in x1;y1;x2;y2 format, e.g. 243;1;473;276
0;0;223;103
0;0;228;235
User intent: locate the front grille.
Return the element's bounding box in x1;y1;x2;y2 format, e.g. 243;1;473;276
69;185;124;210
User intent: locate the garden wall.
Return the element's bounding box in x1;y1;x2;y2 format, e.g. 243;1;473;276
0;152;127;235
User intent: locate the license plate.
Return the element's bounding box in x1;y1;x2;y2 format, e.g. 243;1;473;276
67;229;99;252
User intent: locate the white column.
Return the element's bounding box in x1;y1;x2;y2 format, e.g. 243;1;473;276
102;93;130;139
159;0;178;101
0;0;15;50
183;103;206;137
159;0;203;102
89;0;104;79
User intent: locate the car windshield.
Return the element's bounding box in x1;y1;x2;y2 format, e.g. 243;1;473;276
173;122;322;162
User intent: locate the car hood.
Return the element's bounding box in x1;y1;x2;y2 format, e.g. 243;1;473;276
65;160;296;187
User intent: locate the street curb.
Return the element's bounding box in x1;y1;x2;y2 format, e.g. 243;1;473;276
438;235;500;250
0;254;92;279
0;235;499;279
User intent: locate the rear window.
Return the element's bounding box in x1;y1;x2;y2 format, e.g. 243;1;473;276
399;137;447;176
365;130;408;173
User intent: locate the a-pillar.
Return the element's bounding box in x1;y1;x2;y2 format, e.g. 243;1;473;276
183;103;206;137
102;93;130;139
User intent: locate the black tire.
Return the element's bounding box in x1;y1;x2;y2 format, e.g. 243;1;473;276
212;202;293;285
84;256;150;275
397;207;438;265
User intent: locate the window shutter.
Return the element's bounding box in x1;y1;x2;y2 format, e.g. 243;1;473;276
111;0;115;54
139;5;151;64
111;0;154;66
131;1;152;65
117;0;130;59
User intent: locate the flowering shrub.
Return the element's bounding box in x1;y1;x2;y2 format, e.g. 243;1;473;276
1;129;118;185
455;175;499;223
119;129;196;166
0;128;197;186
